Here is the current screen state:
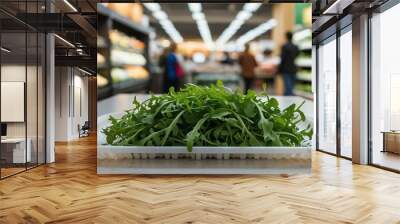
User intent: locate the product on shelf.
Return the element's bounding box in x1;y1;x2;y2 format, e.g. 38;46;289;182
111;67;149;83
111;49;146;66
97;74;109;88
106;3;133;19
297;70;312;81
295;83;312;93
97;36;107;48
103;82;313;152
109;30;145;52
105;3;143;24
125;66;149;79
111;68;128;83
97;53;105;65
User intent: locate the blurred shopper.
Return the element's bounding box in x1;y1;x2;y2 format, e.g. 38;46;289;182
164;43;184;92
159;48;168;93
278;32;299;96
256;49;279;92
238;44;258;92
221;52;234;65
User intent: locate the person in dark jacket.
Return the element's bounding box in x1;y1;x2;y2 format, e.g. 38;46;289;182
238;44;258;93
159;48;169;93
278;32;299;96
164;43;181;92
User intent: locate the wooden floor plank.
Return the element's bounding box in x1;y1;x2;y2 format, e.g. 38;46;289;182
1;135;400;224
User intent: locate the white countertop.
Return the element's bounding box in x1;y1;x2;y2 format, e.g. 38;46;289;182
1;138;29;143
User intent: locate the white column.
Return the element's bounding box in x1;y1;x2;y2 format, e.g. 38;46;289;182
352;14;369;164
46;33;55;163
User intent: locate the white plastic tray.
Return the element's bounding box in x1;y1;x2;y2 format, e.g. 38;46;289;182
97;111;312;175
97;145;311;175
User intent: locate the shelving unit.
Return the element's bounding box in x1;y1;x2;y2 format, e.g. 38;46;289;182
294;28;313;100
97;4;151;100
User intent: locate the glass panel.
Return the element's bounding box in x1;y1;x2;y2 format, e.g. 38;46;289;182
371;4;400;171
317;37;337;154
1;31;28;177
339;29;352;158
27;30;38;169
38;32;45;165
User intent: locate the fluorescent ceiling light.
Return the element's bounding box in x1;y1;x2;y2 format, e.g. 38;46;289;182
188;3;202;13
1;47;11;53
322;0;353;15
216;3;262;47
244;3;263;12
188;3;213;49
54;34;75;48
236;19;278;46
78;67;93;76
237;11;252;21
145;4;183;43
143;3;161;12
192;12;205;21
153;11;167;20
63;0;78;12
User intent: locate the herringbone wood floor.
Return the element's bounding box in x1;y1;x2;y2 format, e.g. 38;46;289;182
1;135;400;224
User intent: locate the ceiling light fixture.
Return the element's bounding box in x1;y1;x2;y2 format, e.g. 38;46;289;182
143;3;161;12
1;47;11;53
243;3;263;12
236;19;278;47
63;0;78;12
236;11;252;21
188;3;202;13
152;11;167;20
192;12;205;21
144;3;183;43
216;3;263;49
188;3;213;49
322;0;348;15
78;67;93;76
54;34;75;48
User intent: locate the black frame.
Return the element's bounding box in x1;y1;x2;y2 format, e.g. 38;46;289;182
0;0;47;180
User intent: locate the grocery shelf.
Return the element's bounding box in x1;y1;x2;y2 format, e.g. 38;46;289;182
97;4;151;100
97;63;108;69
97;36;108;48
97;4;150;36
296;73;312;83
295;58;312;67
298;42;312;51
112;78;149;94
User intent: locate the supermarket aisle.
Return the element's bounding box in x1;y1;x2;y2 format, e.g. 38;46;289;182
97;3;312;100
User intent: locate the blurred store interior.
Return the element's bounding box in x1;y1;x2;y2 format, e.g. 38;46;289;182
97;3;312;101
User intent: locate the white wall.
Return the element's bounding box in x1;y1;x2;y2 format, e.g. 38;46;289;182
1;64;46;164
54;67;89;141
1;65;31;138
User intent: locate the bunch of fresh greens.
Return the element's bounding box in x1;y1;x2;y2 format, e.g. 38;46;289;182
103;82;312;152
